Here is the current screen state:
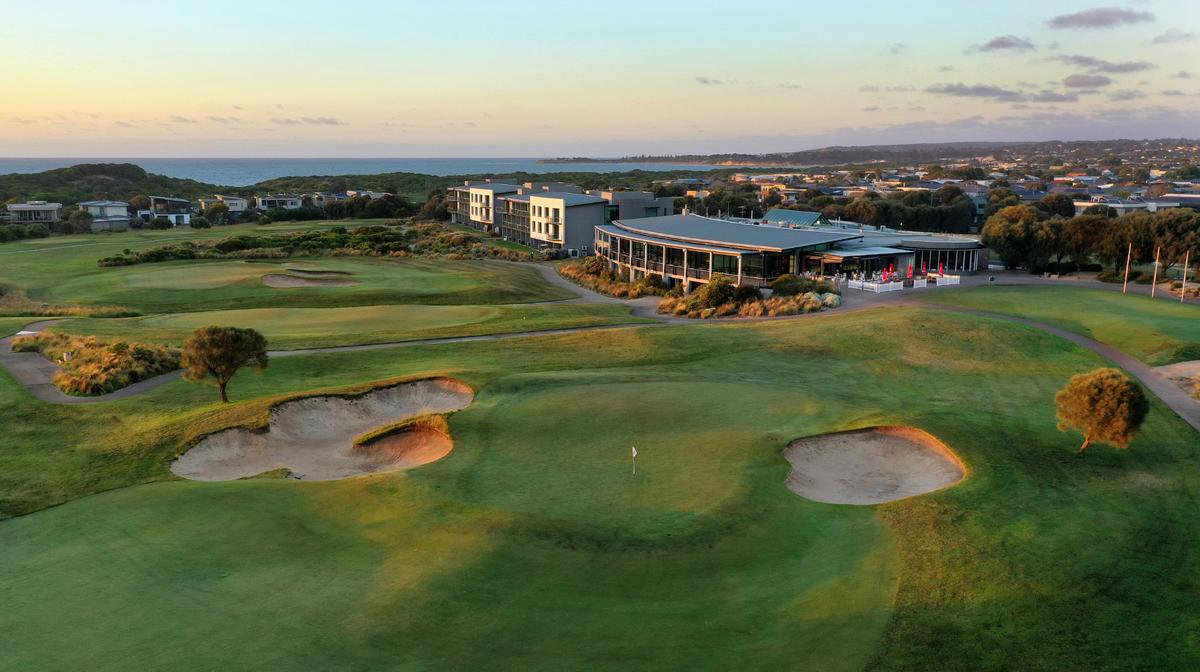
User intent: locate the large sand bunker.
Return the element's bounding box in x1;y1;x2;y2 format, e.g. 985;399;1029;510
262;272;359;288
172;378;473;481
784;426;965;505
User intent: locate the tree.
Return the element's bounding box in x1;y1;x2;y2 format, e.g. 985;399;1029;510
1055;368;1148;453
181;326;269;403
1059;214;1106;265
203;202;231;225
844;197;879;225
933;184;964;206
66;209;94;234
128;195;151;211
1038;193;1076;219
984;188;1020;217
981;205;1041;269
1152;208;1200;276
189;215;211;229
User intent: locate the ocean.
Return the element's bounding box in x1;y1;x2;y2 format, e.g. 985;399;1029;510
0;157;726;187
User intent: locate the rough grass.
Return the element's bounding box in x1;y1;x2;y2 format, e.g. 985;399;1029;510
353;413;450;447
46;303;650;349
922;285;1200;365
2;309;1200;670
11;331;179;395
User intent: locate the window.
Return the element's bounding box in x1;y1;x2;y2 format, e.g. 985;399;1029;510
712;254;739;274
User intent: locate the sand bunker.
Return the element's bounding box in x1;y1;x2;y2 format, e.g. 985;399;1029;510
172;378;473;481
784;426;965;505
1155;360;1200;399
262;273;359;288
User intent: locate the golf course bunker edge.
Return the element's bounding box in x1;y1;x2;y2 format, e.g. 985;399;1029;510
172;378;474;481
784;426;965;505
262;271;359;287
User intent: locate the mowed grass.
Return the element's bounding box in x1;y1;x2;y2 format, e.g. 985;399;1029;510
923;285;1200;365
48;302;650;349
2;308;1200;670
0;221;571;313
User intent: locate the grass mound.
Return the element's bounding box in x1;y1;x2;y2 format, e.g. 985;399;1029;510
10;331;178;395
558;257;666;298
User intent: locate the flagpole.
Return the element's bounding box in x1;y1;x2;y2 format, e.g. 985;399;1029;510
1151;246;1161;298
1183;250;1191;304
1122;242;1132;295
631;446;637;476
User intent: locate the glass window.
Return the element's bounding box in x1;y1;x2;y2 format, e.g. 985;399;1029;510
712;254;739;274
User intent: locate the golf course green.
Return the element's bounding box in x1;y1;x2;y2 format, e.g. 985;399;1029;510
2;224;1199;671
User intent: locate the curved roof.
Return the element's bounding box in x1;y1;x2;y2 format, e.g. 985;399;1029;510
612;214;860;253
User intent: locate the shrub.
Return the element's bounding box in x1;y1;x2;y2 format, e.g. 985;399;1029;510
11;332;179;395
691;275;735;309
768;274;808;296
189;216;211;229
733;285;762;302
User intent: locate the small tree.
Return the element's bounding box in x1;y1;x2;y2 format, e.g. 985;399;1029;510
67;209;94;234
181;326;269;403
1055;368;1149;453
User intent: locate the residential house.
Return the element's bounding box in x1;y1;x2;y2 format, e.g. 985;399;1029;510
138;196;192;226
7;201;62;225
255;194;303;211
77;200;131;231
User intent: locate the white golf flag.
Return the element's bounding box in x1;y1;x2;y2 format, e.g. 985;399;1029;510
632;446;638;457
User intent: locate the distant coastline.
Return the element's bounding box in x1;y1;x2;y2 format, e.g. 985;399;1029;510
540;157;800;168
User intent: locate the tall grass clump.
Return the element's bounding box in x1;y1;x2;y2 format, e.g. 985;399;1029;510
11;332;179;395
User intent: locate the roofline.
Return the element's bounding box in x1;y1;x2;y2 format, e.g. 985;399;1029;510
612;215;861;253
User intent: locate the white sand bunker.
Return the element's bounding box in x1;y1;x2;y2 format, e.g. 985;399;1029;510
784;426;965;505
172;378;473;481
262;272;359;287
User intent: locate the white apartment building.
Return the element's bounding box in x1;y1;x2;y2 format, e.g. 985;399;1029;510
448;181;523;234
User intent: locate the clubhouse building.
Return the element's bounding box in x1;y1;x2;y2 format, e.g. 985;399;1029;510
596;213;987;289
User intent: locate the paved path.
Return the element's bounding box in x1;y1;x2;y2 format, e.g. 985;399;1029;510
2;265;1197;434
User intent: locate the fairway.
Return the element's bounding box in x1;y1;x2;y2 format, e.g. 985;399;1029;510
3;309;1200;670
47;302;647;348
922;285;1200;365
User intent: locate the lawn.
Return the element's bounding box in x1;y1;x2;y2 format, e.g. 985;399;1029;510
0;221;571;313
3;308;1199;670
47;302;649;349
922;285;1200;365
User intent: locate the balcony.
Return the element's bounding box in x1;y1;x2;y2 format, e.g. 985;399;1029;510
685;268;711;280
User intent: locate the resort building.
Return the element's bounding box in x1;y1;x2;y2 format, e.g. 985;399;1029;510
500;191;608;253
596;190;675;223
447;181;523;234
7;201;62;225
596;214;987;289
255;194;303;211
77;200;131;231
137;196;191;226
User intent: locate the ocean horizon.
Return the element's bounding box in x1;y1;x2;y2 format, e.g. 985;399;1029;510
0;157;729;187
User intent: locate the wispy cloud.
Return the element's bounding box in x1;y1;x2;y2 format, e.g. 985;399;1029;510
883;43;907;55
970;35;1035;53
1171;71;1194;79
778;82;802;90
936;65;954;72
1063;74;1114;88
859;85;880;92
1028;90;1079;102
925;82;1024;101
114;121;135;128
695;76;723;85
207;116;241;124
861;106;881;112
1107;89;1145;101
1162;89;1188;96
1151;29;1195;44
168;115;197;124
1048;7;1154;30
270;116;347;126
1053;54;1155;73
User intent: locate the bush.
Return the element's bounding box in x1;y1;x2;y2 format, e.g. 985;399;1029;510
25;222;50;238
768;274;807;296
691;275;735;309
10;332;179;395
733;284;762;302
189;215;211;229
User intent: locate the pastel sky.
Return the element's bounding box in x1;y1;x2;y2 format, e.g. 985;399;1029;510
3;0;1198;157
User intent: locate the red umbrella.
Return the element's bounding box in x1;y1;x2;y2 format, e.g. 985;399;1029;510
907;264;913;279
938;262;944;276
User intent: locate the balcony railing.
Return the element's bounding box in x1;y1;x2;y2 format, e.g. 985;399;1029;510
686;268;710;280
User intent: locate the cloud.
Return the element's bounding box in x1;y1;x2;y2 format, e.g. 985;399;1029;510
206;116;241;124
8;117;36;124
858;85;880;92
1053;54;1155;73
695;76;723;85
1063;74;1114;88
168;115;197;124
778;82;802;90
1047;7;1154;29
1028;90;1079;102
937;65;954;72
302;116;345;126
1171;71;1194;79
270;118;302;125
861;106;881;112
1162;89;1187;96
884;43;907;55
232;105;245;111
925;82;1024;101
114;121;135;128
1107;89;1145;101
970;35;1035;52
1152;29;1195;44
886;85;915;92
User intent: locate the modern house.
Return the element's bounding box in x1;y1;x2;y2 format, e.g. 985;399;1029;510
255;194;303;211
137;196;192;226
7;201;62;225
197;195;249;215
309;192;350;209
77;200;131;231
447;181;525;234
1071;195;1178;217
595;214;987;289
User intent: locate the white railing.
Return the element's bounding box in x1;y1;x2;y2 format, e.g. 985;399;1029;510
849;279;905;293
934;275;961;286
910;278;928;288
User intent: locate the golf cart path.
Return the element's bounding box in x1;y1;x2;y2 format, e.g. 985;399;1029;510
2;269;1197;432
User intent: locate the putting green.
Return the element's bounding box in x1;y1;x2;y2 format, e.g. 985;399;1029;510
44;257;573;312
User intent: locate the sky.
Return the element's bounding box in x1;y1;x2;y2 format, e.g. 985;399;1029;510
2;0;1198;157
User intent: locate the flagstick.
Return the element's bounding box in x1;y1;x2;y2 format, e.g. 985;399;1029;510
1151;246;1161;298
1122;242;1132;295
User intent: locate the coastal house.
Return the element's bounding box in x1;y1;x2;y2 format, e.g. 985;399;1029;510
309;192;350;209
138;196;192;226
255;194;303;211
77;200;131;231
7;201;62;225
198;195;249;215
